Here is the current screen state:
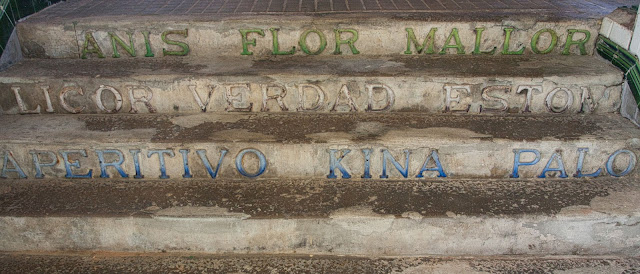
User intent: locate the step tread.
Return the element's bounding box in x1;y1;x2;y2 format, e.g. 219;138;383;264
0;113;636;144
24;0;634;22
0;252;638;273
0;178;638;218
0;55;621;79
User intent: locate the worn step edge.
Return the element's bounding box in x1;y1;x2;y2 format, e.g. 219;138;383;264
0;113;639;180
0;189;638;255
17;13;600;59
0;177;638;218
0;55;623;115
0;252;639;273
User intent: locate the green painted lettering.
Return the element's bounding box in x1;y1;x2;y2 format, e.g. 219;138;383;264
269;28;295;55
108;32;136;58
473;27;496;55
299;29;327;55
141;31;154;57
80;32;105;59
562;29;591;55
404;28;437;54
439;28;465;55
162;29;190;56
333;29;360;55
239;29;265;55
530;29;558;54
502;27;525;55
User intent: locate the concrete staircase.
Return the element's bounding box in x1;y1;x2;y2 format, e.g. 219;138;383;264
0;0;639;272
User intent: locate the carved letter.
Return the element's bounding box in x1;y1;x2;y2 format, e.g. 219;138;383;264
95;85;123;113
404;27;436;54
147;149;175;179
516;85;542;113
380;149;410;179
416;150;446;178
545;87;574;113
129;149;144;178
11;86;40;114
299;29;327;55
81;32;105;59
41;86;54;113
531;29;557;54
606;150;637;177
473;27;497;55
579;87;599;113
235;149;267;178
162;29;189;56
439;28;465;55
239;29;265;55
60;150;93;178
128;85;156;113
179;149;192;178
96;149;129;178
327;149;351;179
511;149;540;178
502;28;525;55
330;84;358;112
30;150;57;178
333;29;360;55
562;29;591;55
59;86;85;114
108;31;136;58
141;30;155;57
224;83;253;112
297;84;326;111
270;28;295;55
261;84;289;111
189;85;215;112
574;148;602;178
361;148;372;179
365;84;395;112
196;149;228;178
538;152;568;178
444;85;471;112
481;85;509;112
1;151;26;178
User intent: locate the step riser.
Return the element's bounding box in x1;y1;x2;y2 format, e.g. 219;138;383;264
1;141;638;180
0;74;622;115
18;19;598;59
1;213;638;255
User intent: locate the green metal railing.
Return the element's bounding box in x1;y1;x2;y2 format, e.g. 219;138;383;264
596;35;640;109
0;0;61;56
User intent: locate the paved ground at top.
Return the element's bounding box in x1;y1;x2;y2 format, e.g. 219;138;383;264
27;0;637;20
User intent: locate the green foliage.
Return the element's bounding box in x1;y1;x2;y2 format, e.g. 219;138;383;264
0;0;61;56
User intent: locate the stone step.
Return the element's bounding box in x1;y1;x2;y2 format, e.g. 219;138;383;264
0;252;639;273
0;113;639;180
16;0;620;59
0;55;623;115
0;177;639;255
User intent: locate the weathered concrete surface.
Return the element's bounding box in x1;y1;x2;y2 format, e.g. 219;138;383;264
0;252;638;273
0;179;638;255
0;55;623;114
0;113;639;180
17;14;600;59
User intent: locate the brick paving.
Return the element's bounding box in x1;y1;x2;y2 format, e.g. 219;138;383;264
29;0;637;19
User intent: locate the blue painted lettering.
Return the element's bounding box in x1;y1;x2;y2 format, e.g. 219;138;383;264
235;149;267;178
29;150;57;179
511;149;540;178
196;149;228;178
96;149;128;178
60;150;93;179
327;149;351;179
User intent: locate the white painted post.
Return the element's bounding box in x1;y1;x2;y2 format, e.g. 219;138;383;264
628;7;640;56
